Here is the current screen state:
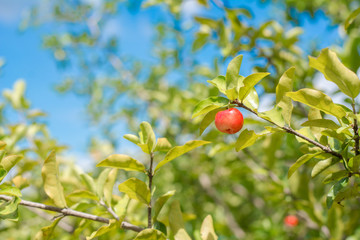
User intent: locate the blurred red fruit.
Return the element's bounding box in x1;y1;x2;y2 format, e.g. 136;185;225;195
284;215;298;227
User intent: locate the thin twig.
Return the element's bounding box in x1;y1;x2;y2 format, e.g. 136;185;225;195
99;200;119;221
352;101;359;155
0;195;143;233
147;152;154;228
233;99;343;159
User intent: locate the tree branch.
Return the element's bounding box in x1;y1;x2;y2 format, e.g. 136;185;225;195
99;200;119;221
147;152;154;228
233;99;343;159
352;101;359;155
0;195;143;233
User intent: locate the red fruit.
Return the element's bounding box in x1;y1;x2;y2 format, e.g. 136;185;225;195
215;108;244;134
284;215;298;227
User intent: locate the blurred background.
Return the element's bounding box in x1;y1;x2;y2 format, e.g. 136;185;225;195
1;0;360;239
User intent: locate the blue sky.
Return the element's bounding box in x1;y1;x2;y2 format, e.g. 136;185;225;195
0;0;342;165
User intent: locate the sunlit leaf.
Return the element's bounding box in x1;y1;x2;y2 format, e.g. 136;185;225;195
243;88;259;110
67;190;99;201
309;48;360;99
226;55;243;87
199;107;225;135
123;134;140;145
238;72;270;100
323;170;349;184
311;157;340;178
104;169;117;207
200;215;218;240
169;200;185;235
345;7;360;30
207;76;226;94
301;119;340;130
327;178;348;208
118;178;150;205
276;67;295;125
0;185;22;197
0;155;23;172
175;229;192;240
96;168;111;199
288;152;324;178
259;106;285;127
140;121;156;153
86;219;117;240
192;97;229;119
134;229;166;240
0;141;6;150
34;217;64;240
286;89;346;119
0;196;20;221
41;151;67;208
154;138;172;152
96;154;146;173
235;129;259;151
153;190;176;220
155;140;210;173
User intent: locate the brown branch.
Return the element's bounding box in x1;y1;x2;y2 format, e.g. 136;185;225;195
352;102;359;155
147;152;154;228
233;99;343;159
99;200;119;221
0;195;143;233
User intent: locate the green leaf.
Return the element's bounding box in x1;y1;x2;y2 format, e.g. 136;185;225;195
140;121;156;153
349;155;360;172
168;200;185;235
225;55;243;87
96;154;146;173
134;229;166;240
288;152;323;178
80;173;96;194
96;168;111;199
118;178;151;205
67;190;99;201
154;221;167;235
200;215;218;240
311;157;340;178
326;178;348;209
86;219;117;240
192;32;210;52
309;48;360;99
153;190;176;220
243;88;259;110
286;89;346;119
104;169;117;207
0;185;22;197
276;67;295;125
225;87;238;101
34;217;64;240
259;106;285;127
0;196;20;221
154;138;172;152
155;140;210;173
199;107;226;135
301;119;340;130
235;129;259;151
192;97;229;119
323;170;349;184
238;72;270;100
123;134;140;145
175;229;192;240
0;167;7;182
41;151;67;208
345;7;360;30
0;155;23;172
207;76;226;94
0;141;6;150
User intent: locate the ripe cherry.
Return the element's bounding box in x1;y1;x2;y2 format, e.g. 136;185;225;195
215;108;244;134
284;215;299;227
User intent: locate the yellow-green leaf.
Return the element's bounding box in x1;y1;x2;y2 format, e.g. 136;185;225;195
155;140;211;173
301;119;340;130
118;178;150;205
140;121;156;153
104;169;117;207
154;138;172;152
286;89;346;119
169;200;185;235
243;88;259;110
207;76;226;94
86;219;117;240
311;158;340;178
288;152;323;178
123;134;140;145
225;55;243;87
200;215;218;240
309;48;360;98
199;107;225;135
41;151;67;208
192;97;229;119
0;155;23;172
238;72;270;100
235;129;259;151
276;67;295;125
0;185;22;197
0;141;6;150
154;190;176;220
34;217;64;240
323;170;349;184
175;229;192;240
259;106;285;127
134;229;166;240
345;7;360;30
96;154;146;172
67;190;99;201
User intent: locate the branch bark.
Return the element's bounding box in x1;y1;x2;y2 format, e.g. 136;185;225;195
352;101;359;155
233;99;343;159
0;195;143;233
147;152;154;228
